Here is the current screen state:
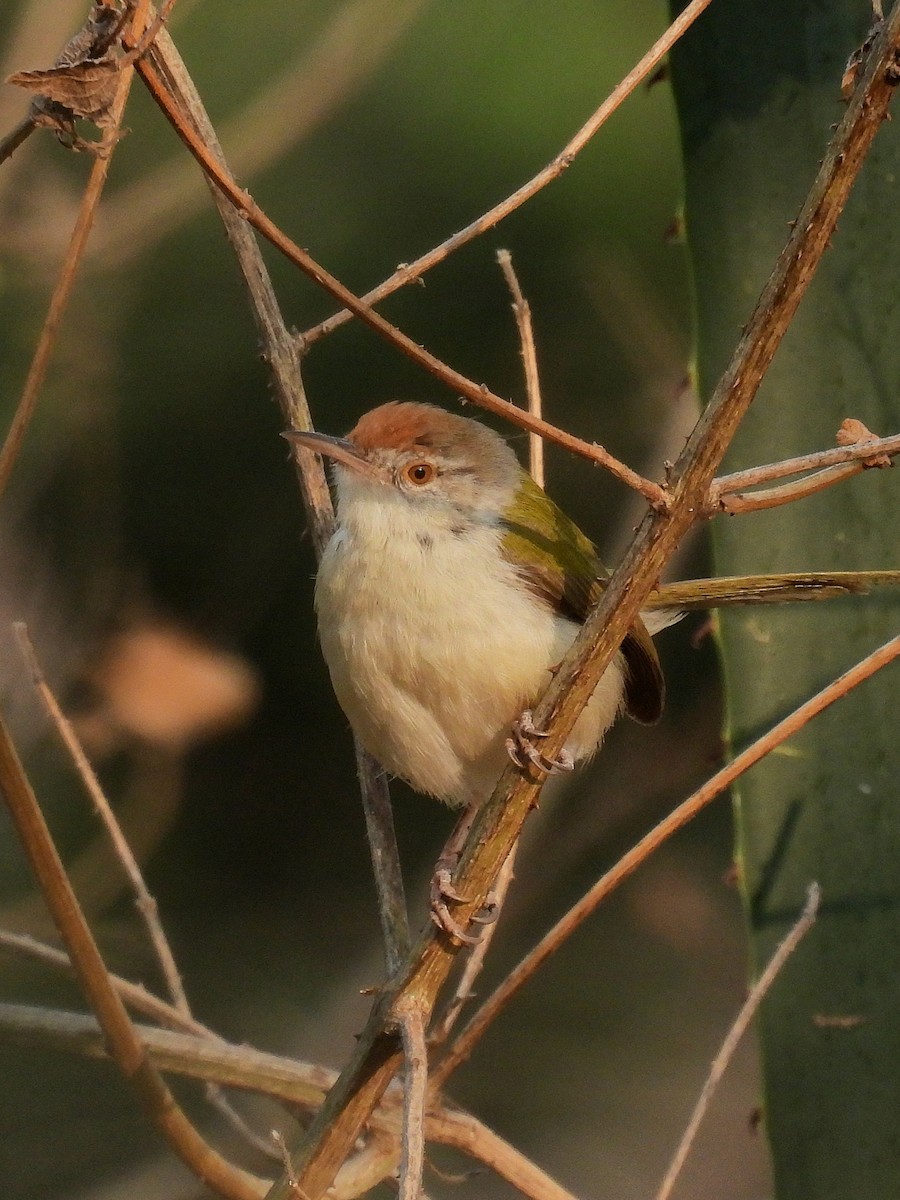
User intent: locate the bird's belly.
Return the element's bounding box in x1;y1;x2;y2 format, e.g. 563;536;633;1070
315;525;624;805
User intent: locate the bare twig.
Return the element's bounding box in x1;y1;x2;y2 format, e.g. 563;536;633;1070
719;462;869;513
497;249;544;488
0;928;211;1034
433;638;899;1087
645;571;900;610
655;884;821;1200
709;429;900;514
0;1;143;502
434;1109;580;1200
14;622;189;1009
299;0;717;347
0;1001;578;1199
92;0;426;267
356;745;410;974
0;115;36;165
13;621;278;1159
0;712;268;1199
144;29;333;553
133;51;667;506
430;845;518;1047
396;997;428;1200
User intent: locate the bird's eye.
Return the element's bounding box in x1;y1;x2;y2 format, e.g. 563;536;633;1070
403;461;436;486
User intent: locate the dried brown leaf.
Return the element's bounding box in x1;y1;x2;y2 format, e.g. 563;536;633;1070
5;2;126;139
8;61;120;128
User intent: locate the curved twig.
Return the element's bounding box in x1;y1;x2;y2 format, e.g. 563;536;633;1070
299;0;717;347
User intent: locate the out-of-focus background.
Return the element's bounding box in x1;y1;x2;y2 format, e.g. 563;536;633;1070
0;2;769;1197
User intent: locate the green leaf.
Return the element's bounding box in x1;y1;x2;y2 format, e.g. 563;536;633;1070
670;2;900;1196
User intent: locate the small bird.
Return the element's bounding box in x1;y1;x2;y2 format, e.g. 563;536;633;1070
286;402;666;938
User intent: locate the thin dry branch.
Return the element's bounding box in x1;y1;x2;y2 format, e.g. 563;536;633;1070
0;115;36;165
0;712;268;1200
14;622;189;1010
266;11;900;1194
655;884;821;1200
133;51;666;506
13;621;277;1160
92;0;425;268
709;428;900;514
396;997;428;1200
430;845;518;1047
433;637;899;1087
498;249;544;488
0;1;141;501
299;0;717;347
356;745;410;973
0;928;213;1034
0;1001;578;1200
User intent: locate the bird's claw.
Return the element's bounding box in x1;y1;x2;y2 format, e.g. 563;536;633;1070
430;856;496;946
506;710;575;776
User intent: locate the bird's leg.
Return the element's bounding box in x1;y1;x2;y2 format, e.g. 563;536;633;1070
505;709;574;775
430;799;498;946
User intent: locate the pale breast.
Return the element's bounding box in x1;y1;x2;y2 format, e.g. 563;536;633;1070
315;518;561;803
314;513;627;805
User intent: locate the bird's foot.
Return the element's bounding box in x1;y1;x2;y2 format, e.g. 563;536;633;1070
430;854;498;946
505;710;575;776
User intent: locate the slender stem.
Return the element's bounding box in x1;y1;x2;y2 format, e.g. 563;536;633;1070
13;621;278;1157
356;745;410;974
300;0;717;347
720;462;865;513
709;429;900;513
644;570;900;610
0;115;36;166
0;928;213;1034
654;884;821;1200
395;998;428;1200
430;844;519;1047
0;1002;578;1200
497;249;544;488
0;11;138;501
433;640;899;1087
14;623;189;1010
0;712;267;1199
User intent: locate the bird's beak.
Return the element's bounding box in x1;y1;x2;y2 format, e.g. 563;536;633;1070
282;429;379;480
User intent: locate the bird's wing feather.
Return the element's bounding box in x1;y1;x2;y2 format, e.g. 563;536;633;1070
499;473;664;724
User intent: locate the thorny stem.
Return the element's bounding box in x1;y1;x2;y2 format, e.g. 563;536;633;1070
433;639;900;1087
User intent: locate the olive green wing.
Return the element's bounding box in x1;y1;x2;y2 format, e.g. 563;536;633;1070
499;472;664;724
